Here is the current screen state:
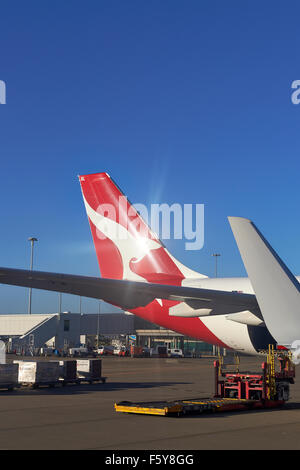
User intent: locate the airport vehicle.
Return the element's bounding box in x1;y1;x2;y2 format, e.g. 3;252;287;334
0;172;299;356
141;347;151;357
151;346;168;358
68;346;89;357
115;346;295;416
96;345;115;356
95;346;104;355
113;346;129;356
39;347;55;356
168;348;183;358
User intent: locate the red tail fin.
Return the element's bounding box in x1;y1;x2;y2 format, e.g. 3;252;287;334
79;172;205;284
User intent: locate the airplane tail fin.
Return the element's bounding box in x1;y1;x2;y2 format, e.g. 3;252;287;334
228;216;300;348
79;172;205;284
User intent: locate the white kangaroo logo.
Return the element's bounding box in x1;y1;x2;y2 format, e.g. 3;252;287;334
82;195;160;282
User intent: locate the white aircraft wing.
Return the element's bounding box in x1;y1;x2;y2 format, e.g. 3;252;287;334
228;216;300;347
0;266;259;315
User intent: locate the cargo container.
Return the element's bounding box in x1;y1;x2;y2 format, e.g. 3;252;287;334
58;360;77;382
76;359;102;381
0;363;19;390
14;361;60;385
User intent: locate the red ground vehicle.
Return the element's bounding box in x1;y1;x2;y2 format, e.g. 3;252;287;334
115;346;296;417
97;345;115;356
114;346;130;357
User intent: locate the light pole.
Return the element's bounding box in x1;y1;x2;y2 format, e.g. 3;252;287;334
28;237;38;315
97;301;101;349
212;253;220;356
58;293;62;314
212;253;221;278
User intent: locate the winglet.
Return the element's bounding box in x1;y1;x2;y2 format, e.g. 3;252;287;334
228;217;300;347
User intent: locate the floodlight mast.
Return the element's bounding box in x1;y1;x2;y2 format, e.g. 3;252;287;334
28;237;38;315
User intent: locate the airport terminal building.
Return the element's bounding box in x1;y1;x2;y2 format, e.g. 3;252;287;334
0;312;214;355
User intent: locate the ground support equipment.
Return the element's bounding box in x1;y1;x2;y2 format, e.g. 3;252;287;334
115;346;295;417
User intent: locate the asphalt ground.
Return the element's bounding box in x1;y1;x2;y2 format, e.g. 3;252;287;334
0;355;300;450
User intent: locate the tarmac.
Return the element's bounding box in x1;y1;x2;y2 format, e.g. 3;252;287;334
0;355;300;450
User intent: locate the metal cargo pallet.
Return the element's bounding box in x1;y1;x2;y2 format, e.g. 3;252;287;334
61;376;107;386
21;381;61;389
76;376;107;384
114;397;283;417
20;377;107;388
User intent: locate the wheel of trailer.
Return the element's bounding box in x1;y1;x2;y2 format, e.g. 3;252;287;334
276;382;290;401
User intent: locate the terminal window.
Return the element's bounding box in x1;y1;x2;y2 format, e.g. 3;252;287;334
64;320;70;332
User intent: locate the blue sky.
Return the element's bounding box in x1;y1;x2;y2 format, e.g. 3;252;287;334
0;1;300;313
